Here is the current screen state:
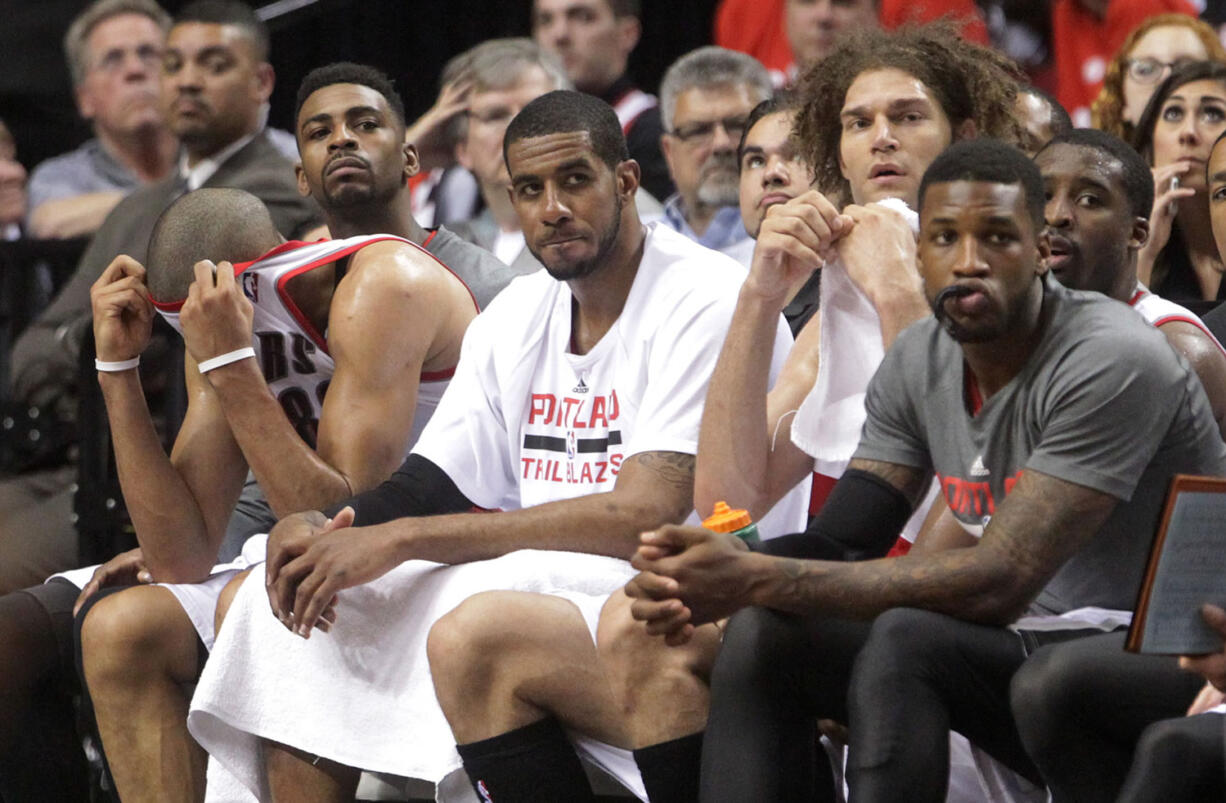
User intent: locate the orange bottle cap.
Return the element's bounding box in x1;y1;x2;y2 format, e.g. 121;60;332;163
703;501;752;533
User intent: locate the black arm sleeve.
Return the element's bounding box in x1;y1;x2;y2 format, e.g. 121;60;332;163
323;453;475;526
753;468;913;561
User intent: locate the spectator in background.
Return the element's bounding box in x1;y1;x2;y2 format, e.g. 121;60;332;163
532;0;674;202
447;38;568;271
714;0;986;88
0;120;25;241
1051;0;1200;128
403;54;482;229
1016;84;1073;157
782;0;879;86
27;0;177;240
728;92;821;334
1132;60;1226;302
659;46;771;266
1091;13;1225;142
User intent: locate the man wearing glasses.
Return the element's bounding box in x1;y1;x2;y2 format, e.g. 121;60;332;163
26;0;178;240
658;46;773;266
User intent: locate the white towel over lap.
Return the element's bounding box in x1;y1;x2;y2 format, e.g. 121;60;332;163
188;549;636;801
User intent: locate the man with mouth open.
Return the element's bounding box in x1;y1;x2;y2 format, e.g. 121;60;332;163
1034;127;1226;437
628;138;1226;802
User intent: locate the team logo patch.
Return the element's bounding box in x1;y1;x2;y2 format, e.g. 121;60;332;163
242;272;260;302
970;455;989;477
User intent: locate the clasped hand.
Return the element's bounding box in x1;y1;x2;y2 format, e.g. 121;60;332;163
746;191;851;305
625;524;753;646
264;507;400;638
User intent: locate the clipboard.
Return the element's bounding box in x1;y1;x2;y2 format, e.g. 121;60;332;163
1126;474;1226;655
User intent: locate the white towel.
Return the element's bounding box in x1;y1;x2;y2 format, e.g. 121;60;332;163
188;549;637;801
791;197;920;476
789;199;938;542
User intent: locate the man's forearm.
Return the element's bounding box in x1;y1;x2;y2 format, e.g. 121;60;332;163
99;371;218;580
207;359;354;517
376;487;691;566
745;542;1029;626
695;288;788;519
28;191;125;239
873;284;930;349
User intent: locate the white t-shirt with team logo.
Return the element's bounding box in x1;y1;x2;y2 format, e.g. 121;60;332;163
412;222;808;535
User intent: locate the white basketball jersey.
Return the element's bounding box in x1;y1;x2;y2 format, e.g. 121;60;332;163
154;234;465;451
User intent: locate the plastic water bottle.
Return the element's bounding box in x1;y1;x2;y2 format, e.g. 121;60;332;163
703;501;761;545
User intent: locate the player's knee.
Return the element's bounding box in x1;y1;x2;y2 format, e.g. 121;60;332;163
856;607;951;679
1134;717;1200;767
428;592;528;685
79;587;181;681
714;606;805;689
1009;641;1080;733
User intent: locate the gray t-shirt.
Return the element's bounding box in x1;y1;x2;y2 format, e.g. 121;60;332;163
26;138;140;224
426;224;538;311
854;282;1226;615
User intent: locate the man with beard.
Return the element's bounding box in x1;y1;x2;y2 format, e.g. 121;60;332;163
531;0;674;202
658;46;772;266
184;89;803;802
626;139;1226;802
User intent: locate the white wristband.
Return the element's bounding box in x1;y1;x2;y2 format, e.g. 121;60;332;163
197;346;256;374
95;356;140;372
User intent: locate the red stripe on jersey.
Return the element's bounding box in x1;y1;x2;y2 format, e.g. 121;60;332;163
1153;316;1226;358
965;366;984;416
273;236;409;355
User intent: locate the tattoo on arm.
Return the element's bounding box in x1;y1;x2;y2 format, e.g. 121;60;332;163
760;469;1119;624
627;451;696;490
622;451;697;522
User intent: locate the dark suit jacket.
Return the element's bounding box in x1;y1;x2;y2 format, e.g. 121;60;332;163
9;132;320;405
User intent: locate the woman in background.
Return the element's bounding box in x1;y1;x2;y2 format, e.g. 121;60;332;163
1133;61;1226;301
1092;14;1224;143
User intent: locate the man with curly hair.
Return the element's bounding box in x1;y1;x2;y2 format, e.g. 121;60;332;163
699;21;1022;568
670;23;1028;801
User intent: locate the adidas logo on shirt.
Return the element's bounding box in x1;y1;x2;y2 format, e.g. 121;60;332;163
970;455;990;477
573;377;589;394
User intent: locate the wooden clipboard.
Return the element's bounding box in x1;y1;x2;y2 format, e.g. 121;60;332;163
1126;474;1226;654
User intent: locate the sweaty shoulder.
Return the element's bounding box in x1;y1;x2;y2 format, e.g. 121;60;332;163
344;239;467;296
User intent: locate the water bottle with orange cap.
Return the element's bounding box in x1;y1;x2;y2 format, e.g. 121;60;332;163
702;501;761;545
